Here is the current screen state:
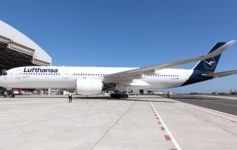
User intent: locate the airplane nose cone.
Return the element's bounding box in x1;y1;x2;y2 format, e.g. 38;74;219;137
0;76;7;87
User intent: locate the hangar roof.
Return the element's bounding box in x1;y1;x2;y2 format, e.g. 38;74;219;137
0;20;51;67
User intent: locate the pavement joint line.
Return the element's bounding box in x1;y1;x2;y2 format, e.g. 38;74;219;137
150;101;182;150
89;101;136;150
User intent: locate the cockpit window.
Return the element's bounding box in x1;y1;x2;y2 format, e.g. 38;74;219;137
2;71;7;76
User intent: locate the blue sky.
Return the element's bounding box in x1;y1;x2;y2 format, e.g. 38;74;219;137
0;0;237;93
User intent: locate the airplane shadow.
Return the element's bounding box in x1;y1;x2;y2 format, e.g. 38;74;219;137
73;96;177;103
9;95;177;103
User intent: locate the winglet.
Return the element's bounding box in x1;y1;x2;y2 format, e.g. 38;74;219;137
227;40;236;46
207;40;236;57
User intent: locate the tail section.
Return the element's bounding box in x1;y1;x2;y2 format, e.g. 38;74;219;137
183;40;236;86
192;42;226;73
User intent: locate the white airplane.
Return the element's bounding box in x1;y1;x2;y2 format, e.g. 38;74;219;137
0;40;237;98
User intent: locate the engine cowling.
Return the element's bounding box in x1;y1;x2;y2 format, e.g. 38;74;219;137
76;79;103;95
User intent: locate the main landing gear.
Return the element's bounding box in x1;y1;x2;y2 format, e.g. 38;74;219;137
2;89;15;98
110;93;128;99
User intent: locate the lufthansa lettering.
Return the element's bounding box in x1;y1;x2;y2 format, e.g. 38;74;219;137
24;68;58;73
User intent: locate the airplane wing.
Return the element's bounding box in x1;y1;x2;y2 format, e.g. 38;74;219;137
104;40;235;83
202;70;237;78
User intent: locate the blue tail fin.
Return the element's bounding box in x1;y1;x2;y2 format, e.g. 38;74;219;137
193;42;225;73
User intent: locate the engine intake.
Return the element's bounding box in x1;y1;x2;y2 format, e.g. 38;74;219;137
76;79;103;95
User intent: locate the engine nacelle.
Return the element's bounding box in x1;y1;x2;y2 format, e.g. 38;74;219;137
76;79;103;95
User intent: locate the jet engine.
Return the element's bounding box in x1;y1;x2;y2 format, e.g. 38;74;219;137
76;79;103;95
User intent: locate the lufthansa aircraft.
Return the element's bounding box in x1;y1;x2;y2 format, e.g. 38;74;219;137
0;40;237;98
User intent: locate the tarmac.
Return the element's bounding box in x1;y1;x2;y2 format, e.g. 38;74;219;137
170;94;237;115
0;95;236;150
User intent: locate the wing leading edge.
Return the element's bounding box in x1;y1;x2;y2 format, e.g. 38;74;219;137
104;40;236;83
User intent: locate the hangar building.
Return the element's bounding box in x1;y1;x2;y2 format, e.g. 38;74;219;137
0;20;51;74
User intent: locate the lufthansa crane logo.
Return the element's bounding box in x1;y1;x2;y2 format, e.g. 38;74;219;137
204;58;216;69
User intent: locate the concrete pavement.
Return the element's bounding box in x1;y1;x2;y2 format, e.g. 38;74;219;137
0;95;236;150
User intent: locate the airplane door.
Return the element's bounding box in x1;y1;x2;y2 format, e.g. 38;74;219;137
16;70;21;79
63;70;68;79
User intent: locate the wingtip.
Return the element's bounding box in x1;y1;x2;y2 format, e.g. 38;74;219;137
226;40;236;46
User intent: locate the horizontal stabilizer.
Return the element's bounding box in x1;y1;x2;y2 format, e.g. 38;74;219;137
202;70;237;78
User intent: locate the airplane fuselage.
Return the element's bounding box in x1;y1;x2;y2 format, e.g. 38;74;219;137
0;66;203;91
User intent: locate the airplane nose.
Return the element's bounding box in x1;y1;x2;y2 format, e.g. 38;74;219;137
0;75;7;87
